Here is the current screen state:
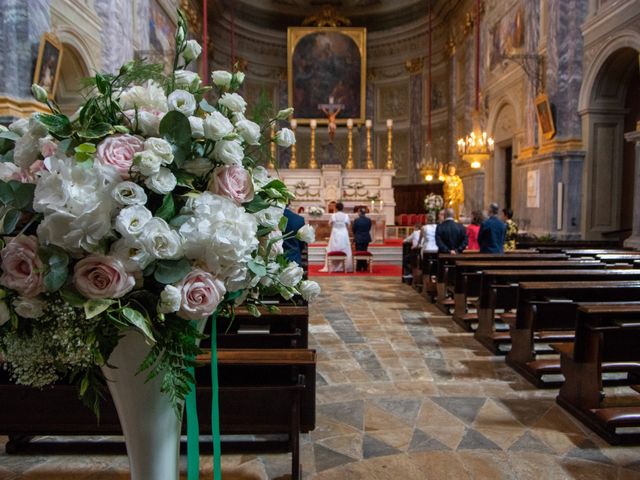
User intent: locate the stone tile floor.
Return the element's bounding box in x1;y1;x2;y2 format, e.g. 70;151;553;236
1;276;640;479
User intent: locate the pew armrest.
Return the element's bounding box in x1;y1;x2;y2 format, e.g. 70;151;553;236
550;342;574;359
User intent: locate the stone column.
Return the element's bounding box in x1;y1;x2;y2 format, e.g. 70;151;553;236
406;59;423;183
0;0;51;122
624;128;640;250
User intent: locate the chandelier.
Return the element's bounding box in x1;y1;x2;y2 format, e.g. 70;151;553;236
419;143;440;183
458;0;494;169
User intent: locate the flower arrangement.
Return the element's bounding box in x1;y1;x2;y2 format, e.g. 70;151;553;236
0;11;320;415
308;206;325;217
424;193;444;217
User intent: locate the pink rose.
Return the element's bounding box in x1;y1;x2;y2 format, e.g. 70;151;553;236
96;134;144;179
38;136;58;158
0;235;45;298
208;165;254;205
177;269;226;320
73;255;136;299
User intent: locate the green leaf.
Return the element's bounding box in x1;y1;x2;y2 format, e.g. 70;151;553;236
78;122;112;140
79;375;90;397
122;307;156;342
0;131;20;142
0;207;21;234
169;214;190;228
0;182;13;204
155;194;175;221
246;303;261;318
84;299;115;319
159;111;191;168
256;226;273;237
175;170;195;187
279;215;289;232
247;258;267;278
40;245;70;291
60;286;86;307
56;138;73;156
36;113;72;138
243;195;271;214
10;182;36;209
266;305;281;314
75;143;97;154
154;258;192;284
95;74;110;95
199;99;215;113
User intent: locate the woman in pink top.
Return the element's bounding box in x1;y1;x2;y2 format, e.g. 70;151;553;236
466;210;484;251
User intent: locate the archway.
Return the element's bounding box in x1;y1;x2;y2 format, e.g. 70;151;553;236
580;44;640;241
56;43;90;116
488;101;517;211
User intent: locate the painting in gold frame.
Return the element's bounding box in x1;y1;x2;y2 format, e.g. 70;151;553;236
33;32;63;100
535;93;556;140
288;27;366;124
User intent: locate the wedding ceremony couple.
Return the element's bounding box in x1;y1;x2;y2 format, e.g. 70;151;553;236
320;203;372;273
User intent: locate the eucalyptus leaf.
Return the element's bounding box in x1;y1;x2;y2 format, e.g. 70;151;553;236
155;194;175;221
246;303;261;318
159;111;191;168
0;131;20;142
84;299;115;319
279;215;289;232
0;207;21;234
10;182;36;210
247;259;267;278
122;307;156;342
199;99;215;113
154;258;191;284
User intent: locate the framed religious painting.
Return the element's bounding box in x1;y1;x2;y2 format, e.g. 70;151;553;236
33;32;63;99
288;27;366;124
535;93;556;140
147;0;176;67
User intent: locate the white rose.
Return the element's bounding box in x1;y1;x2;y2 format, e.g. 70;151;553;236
231;112;246;124
167;89;197;117
0;300;9;325
254;205;284;228
235;119;261;145
183;157;213;176
133;151;163;176
233;71;245;85
203;110;234;141
211;70;233;88
175;69;201;90
259;262;281;287
189;116;204;138
158;284;182;314
13;117;48;169
181;40;202;62
296;224;315;243
218;93;247;113
252;166;270;188
144;137;174;165
13;296;46;319
139;218;183;259
145;167;177;194
278;262;304;288
299;280;321;302
111;181;148;206
213;139;244;166
110;237;153;271
275;128;296;148
276;107;294;120
115;205;153;238
133;110;162;136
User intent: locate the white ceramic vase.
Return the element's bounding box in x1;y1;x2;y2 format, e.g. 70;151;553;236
101;329;182;480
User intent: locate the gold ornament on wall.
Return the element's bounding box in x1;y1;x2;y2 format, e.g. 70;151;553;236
302;6;351;27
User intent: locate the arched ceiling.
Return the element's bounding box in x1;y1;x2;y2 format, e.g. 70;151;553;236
212;0;460;32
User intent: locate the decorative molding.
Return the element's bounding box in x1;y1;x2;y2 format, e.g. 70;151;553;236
404;57;424;75
302;6;351;27
0;96;49;119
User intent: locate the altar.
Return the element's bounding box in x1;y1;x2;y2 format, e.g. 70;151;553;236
304;213;386;243
268;164;396;231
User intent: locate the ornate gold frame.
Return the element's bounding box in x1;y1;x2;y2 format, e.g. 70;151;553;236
535;93;556;140
33;32;64;100
287;27;366;125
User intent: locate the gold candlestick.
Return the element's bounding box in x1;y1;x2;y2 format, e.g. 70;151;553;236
309;119;318;169
346;118;354;169
386;118;393;169
365;119;373;169
289;119;297;169
268;127;276;168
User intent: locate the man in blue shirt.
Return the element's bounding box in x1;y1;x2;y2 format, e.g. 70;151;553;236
478;203;507;253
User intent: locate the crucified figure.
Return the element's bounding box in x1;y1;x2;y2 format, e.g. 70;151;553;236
321;104;343;143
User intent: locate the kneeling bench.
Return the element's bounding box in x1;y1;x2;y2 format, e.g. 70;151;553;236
0;348;316;479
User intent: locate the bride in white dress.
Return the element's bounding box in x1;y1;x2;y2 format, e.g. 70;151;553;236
320;202;353;272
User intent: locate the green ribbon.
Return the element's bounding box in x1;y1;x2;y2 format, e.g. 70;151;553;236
186;361;200;480
210;310;222;480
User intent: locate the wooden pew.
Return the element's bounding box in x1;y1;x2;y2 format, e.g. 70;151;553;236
435;252;566;313
563;249;631;258
420;251;439;302
0;348;316;480
474;269;640;354
596;253;640;266
555;304;640;445
505;281;640;387
450;260;602;331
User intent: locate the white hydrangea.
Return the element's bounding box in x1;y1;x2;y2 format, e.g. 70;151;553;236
119;81;168;113
253;205;284;229
179;192;259;284
13;117;49;169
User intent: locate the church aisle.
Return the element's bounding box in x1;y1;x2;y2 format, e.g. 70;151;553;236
1;277;640;479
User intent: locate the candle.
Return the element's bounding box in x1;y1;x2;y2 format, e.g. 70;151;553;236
310;119;317;128
370;200;375;211
290;119;297;129
365;119;372;128
380;200;384;209
347;118;353;128
386;119;393;128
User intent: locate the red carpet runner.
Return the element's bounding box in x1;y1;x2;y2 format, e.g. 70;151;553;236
308;264;402;277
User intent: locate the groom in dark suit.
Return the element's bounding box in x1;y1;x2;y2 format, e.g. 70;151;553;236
352;208;372;271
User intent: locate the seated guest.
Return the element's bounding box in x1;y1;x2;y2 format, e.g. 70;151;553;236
402;223;422;278
435;208;468;254
352;208;373;272
283;205;305;265
419;213;438;253
501;208;518;251
466;210;484;251
478;203;507;253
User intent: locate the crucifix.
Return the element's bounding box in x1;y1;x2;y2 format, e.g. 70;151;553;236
317;96;344;143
